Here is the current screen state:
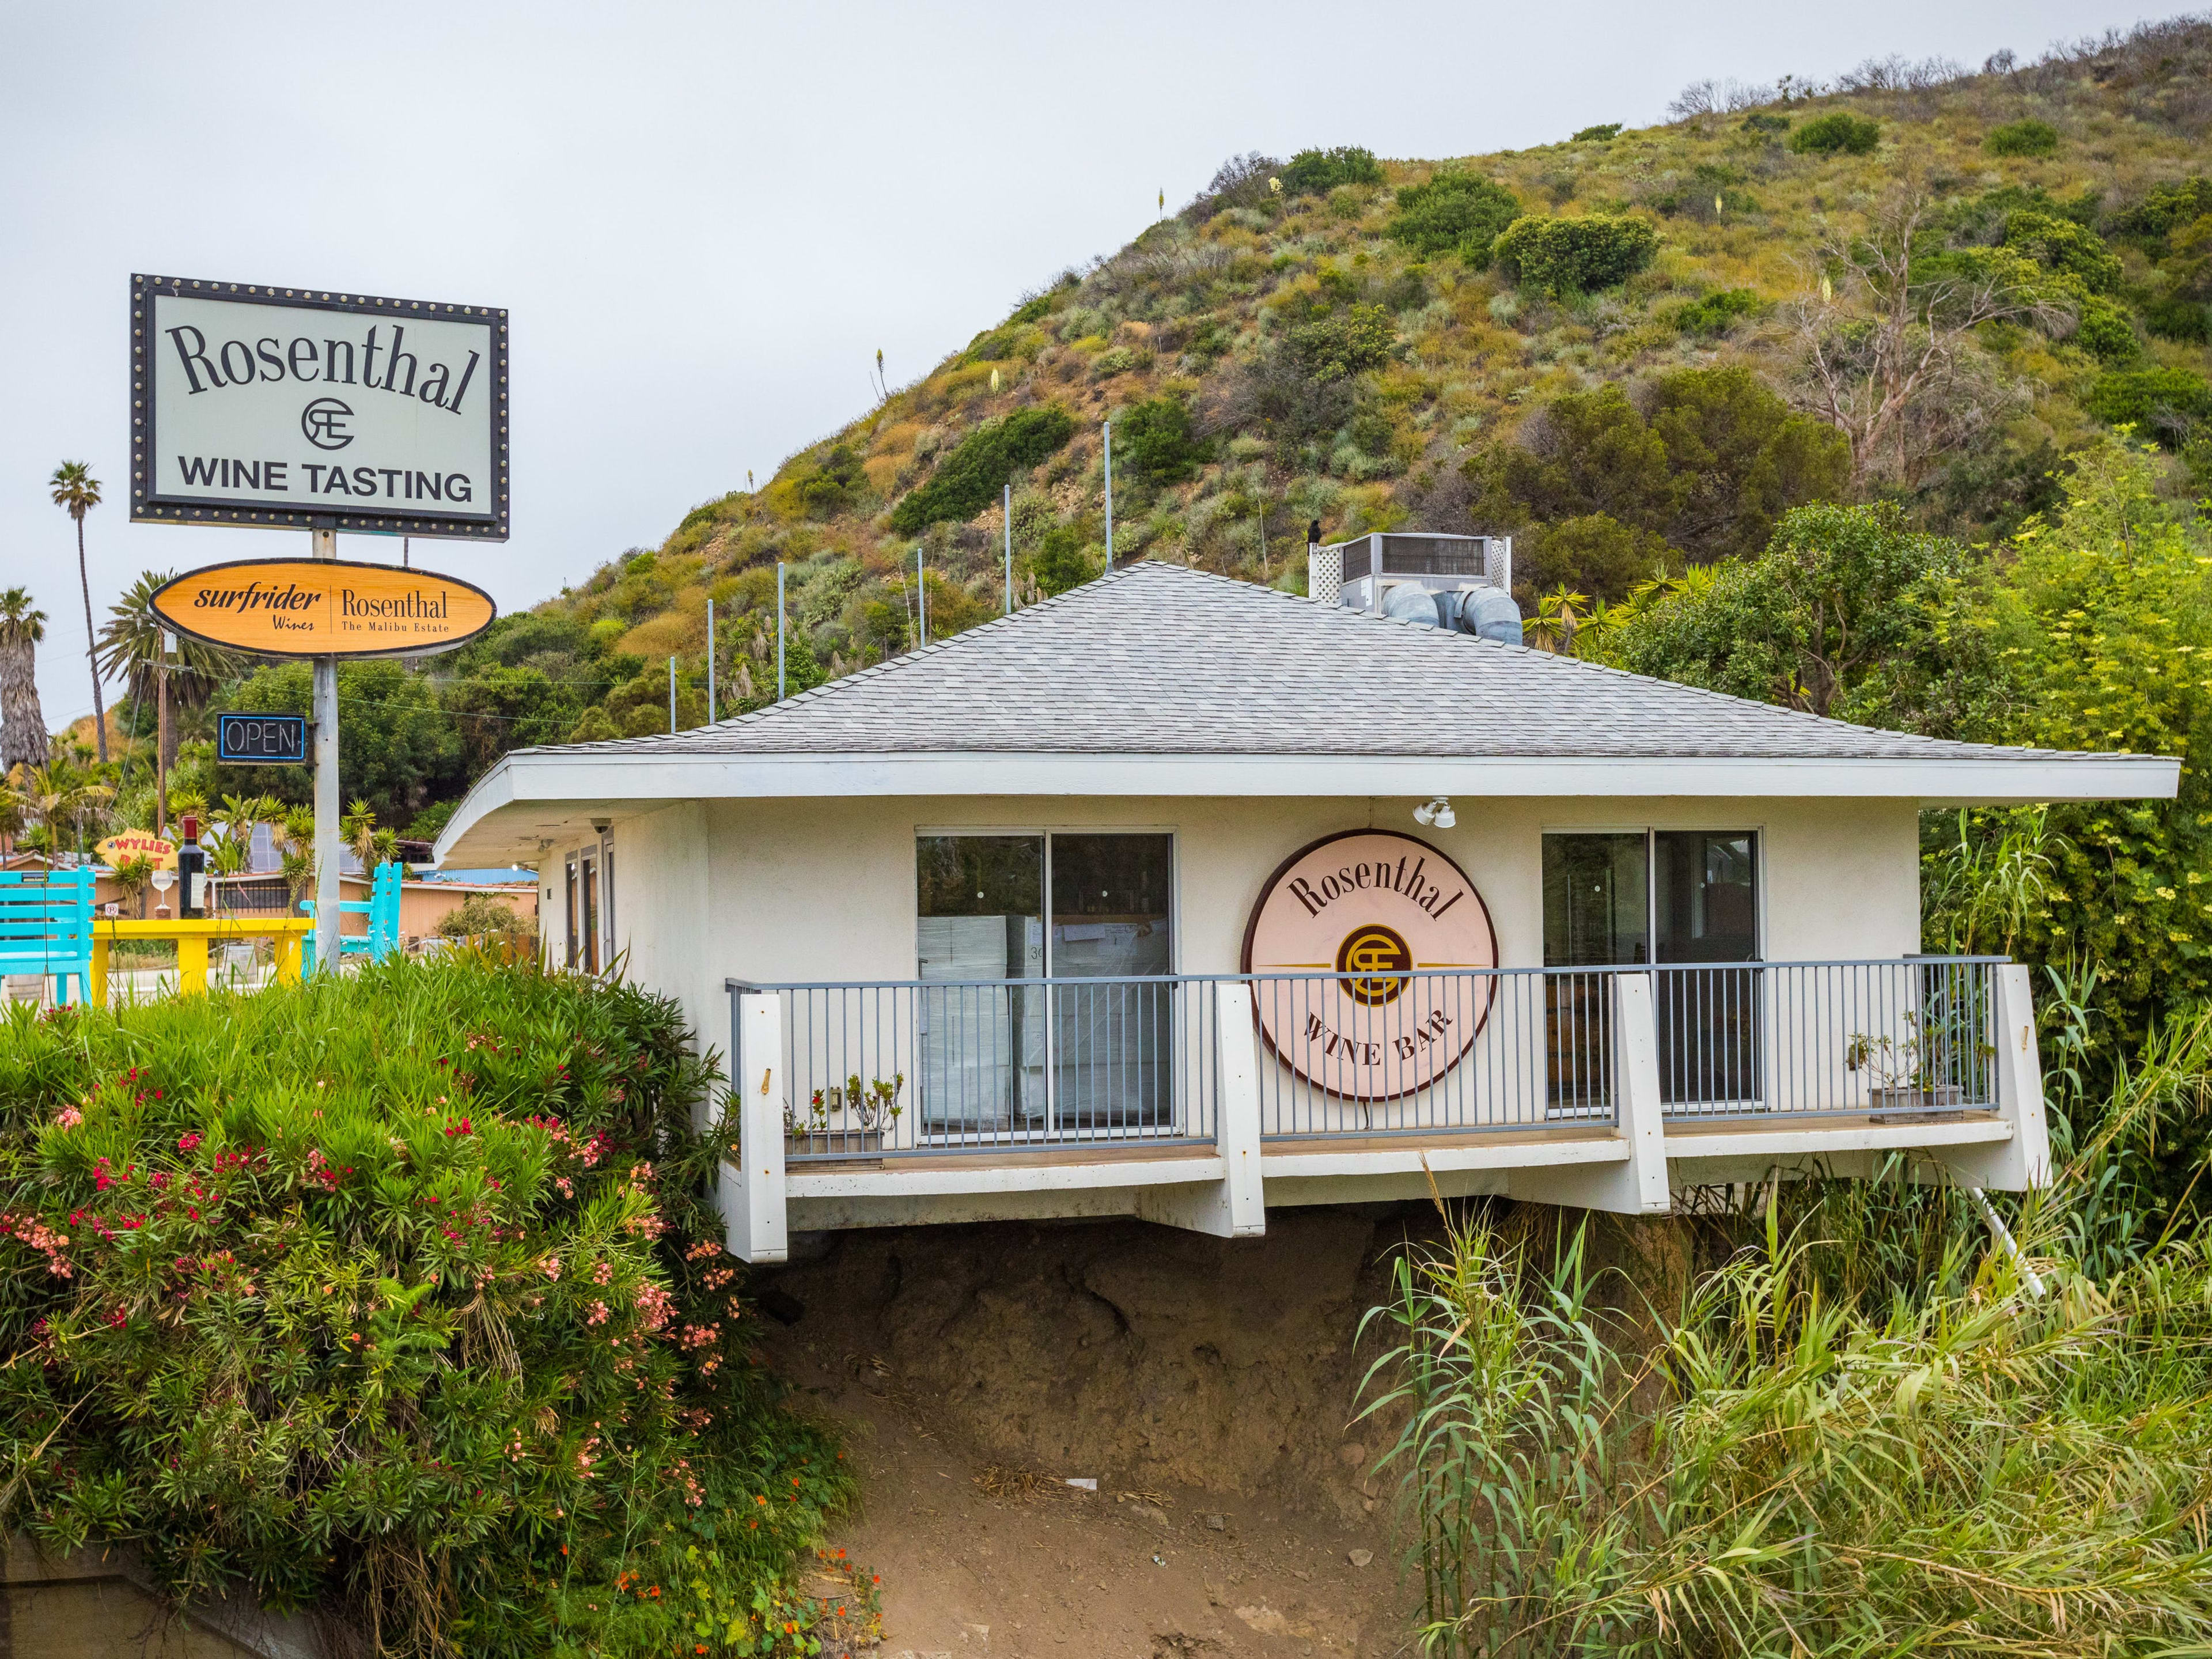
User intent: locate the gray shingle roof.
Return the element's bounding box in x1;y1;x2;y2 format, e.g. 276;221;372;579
541;562;2111;764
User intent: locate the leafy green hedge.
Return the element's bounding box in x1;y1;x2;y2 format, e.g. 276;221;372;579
1987;118;2060;156
1787;112;1880;155
888;405;1075;533
1492;214;1658;296
0;957;858;1657
2084;365;2212;444
1387;173;1521;266
1279;146;1382;196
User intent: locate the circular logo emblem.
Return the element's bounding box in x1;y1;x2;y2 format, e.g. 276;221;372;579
1336;923;1412;1006
300;396;355;450
1242;831;1498;1103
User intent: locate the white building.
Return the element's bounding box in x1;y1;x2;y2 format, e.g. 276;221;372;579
435;559;2176;1262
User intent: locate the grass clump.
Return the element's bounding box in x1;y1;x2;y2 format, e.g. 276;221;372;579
887;404;1075;533
0;956;858;1657
1787;111;1880;155
1987;117;2061;156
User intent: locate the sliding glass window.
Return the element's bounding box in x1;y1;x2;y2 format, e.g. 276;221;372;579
915;833;1174;1137
1542;831;1761;1110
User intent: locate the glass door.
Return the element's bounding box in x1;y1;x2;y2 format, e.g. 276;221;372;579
1049;834;1174;1130
1653;831;1760;1108
1541;834;1646;1111
916;836;1045;1133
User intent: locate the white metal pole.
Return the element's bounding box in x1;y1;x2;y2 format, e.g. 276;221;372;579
1003;482;1012;615
706;599;716;724
1102;420;1113;569
776;563;786;700
310;527;340;978
668;656;677;733
917;546;927;645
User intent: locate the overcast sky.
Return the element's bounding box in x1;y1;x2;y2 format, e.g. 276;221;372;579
0;0;2171;725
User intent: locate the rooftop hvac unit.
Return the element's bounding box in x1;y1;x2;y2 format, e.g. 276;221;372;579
1306;531;1521;643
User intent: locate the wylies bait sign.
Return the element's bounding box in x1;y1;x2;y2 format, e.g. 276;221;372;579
130;275;508;540
150;559;497;660
1241;830;1498;1101
93;831;178;872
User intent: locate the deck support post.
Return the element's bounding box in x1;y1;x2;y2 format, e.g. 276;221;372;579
1136;981;1267;1238
725;992;790;1263
1933;963;2050;1193
1507;972;1672;1215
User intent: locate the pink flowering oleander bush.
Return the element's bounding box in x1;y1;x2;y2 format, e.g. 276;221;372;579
0;950;859;1658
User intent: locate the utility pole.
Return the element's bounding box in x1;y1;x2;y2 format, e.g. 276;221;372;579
310;527;340;977
706;599;717;724
1102;421;1114;570
916;546;928;646
776;563;786;700
154;628;171;836
1003;483;1013;615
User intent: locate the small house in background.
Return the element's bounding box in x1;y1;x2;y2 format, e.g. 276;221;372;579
435;562;2176;1262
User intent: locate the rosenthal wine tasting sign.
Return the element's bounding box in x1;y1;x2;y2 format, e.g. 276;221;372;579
1242;831;1499;1101
130;275;509;540
150;559;496;660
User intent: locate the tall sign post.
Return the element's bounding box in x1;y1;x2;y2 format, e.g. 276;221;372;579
130;274;508;973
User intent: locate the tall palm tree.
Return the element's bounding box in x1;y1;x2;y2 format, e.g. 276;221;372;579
48;463;106;764
0;588;49;777
95;570;239;771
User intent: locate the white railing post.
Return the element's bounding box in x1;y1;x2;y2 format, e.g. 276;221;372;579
1510;971;1671;1214
1940;963;2051;1192
725;991;790;1262
1135;980;1266;1237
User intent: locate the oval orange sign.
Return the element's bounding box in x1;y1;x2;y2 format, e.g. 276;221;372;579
1241;831;1498;1101
149;558;496;660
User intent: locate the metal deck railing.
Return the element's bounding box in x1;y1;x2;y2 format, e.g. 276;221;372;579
726;958;2003;1165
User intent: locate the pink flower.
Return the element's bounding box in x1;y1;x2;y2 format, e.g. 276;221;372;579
55;1107;83;1130
177;1132;202;1153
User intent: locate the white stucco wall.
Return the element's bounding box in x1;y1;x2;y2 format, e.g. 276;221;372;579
541;793;1921;1046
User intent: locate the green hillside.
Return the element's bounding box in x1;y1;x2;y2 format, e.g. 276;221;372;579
131;15;2211;845
476;18;2212;751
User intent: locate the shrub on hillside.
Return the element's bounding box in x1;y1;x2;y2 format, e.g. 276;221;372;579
1986;118;2060;156
1279;146;1382;196
1571;123;1622;143
1467;366;1850;591
2083;366;2212;445
0;957;857;1656
796;445;866;520
1115;393;1207;485
2146;294;2212;342
1029;524;1100;596
1675;287;1762;336
2074;297;2143;363
1387;173;1521;266
1491;214;1658;296
1287;305;1397;382
1787;112;1880;155
2111;177;2212;252
888;405;1075;533
2003;210;2123;295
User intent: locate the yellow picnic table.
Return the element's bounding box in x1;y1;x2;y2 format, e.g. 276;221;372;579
89;918;315;1006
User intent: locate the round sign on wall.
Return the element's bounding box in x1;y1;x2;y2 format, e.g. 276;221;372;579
1241;831;1499;1102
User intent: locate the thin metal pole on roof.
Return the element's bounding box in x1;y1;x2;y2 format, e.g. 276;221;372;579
1003;483;1012;615
1102;420;1114;569
706;599;716;724
776;563;787;701
916;546;928;646
1257;499;1267;577
667;657;676;734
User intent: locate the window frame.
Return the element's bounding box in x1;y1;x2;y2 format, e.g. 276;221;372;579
914;825;1180;978
1540;827;1766;965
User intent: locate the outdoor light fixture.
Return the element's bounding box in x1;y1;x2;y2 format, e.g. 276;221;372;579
1413;797;1456;830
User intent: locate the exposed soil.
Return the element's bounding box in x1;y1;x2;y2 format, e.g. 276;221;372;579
753;1203;1691;1658
755;1208;1429;1658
